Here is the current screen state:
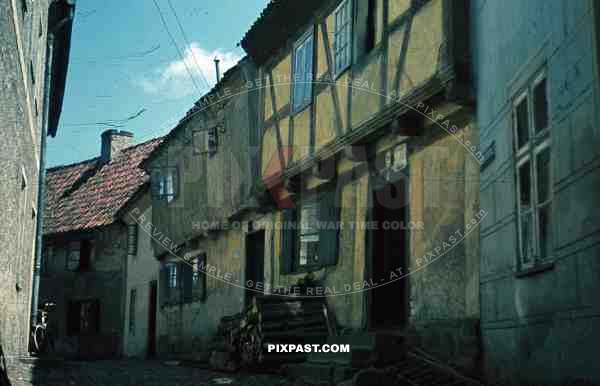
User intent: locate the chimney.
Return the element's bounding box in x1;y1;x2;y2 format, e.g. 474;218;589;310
214;57;221;82
100;129;133;163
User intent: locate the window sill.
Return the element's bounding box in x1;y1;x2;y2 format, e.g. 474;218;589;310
515;261;554;278
288;264;325;275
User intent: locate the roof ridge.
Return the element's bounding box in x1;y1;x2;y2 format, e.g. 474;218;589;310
47;135;164;172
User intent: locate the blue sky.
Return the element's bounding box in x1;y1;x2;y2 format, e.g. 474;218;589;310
47;0;269;167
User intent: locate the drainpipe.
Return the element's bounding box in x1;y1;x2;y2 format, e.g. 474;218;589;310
30;3;75;337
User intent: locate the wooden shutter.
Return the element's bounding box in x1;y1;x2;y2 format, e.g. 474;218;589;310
79;240;91;271
159;265;168;307
281;209;297;274
182;262;193;303
127;224;138;255
318;187;341;266
197;254;207;302
67;301;81;336
90;299;100;334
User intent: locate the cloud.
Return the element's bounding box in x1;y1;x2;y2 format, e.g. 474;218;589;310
138;43;241;97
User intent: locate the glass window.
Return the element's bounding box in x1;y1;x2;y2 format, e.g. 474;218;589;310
334;0;352;76
515;96;529;149
167;263;177;289
533;78;548;133
298;200;320;266
513;72;552;268
292;31;314;112
66;241;80;271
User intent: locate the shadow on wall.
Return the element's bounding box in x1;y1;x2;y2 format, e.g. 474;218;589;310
0;344;11;386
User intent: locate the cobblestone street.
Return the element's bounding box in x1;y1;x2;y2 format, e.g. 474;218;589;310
6;360;302;386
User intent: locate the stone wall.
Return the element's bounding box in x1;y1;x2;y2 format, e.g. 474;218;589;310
40;223;127;358
0;0;50;363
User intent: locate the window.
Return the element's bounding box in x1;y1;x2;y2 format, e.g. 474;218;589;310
281;187;340;273
67;299;100;336
333;0;353;76
208;126;218;157
161;262;182;306
41;246;52;276
513;72;551;268
167;263;178;289
127;223;138;256
154;167;178;203
298;199;320;266
292;29;314;112
365;0;376;52
129;289;136;335
66;240;92;271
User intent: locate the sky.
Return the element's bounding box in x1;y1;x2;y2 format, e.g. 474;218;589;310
47;0;270;167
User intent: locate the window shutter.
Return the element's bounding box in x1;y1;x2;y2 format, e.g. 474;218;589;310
90;299;100;334
159;265;168;307
67;301;81;335
318;187;340;266
281;209;297;274
127;224;138;255
182;262;193;303
197;254;207;302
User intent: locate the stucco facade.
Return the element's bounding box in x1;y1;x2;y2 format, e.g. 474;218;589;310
145;59;259;360
474;0;600;384
121;192;160;358
242;0;480;374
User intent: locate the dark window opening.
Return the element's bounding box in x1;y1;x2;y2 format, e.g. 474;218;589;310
67;299;100;336
66;240;92;271
129;289;136;334
515;97;529;149
366;0;377;52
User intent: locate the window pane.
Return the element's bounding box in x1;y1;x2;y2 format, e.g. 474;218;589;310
304;35;313;102
520;212;534;264
536;147;551;203
518;160;531;207
537;204;552;257
168;264;177;288
533;78;548;133
515;97;529;149
299;200;320;265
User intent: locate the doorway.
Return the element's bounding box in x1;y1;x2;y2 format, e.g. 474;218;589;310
147;280;157;357
245;230;265;305
370;180;409;329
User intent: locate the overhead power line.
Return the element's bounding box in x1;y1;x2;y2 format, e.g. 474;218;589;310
166;0;211;89
152;0;203;96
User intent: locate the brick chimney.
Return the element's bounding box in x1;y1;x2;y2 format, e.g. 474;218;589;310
100;129;133;163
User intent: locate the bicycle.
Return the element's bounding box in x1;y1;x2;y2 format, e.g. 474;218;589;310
31;302;55;355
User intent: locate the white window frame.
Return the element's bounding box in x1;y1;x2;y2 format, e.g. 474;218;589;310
297;198;320;267
513;70;552;270
333;0;353;77
292;28;315;113
157;167;178;203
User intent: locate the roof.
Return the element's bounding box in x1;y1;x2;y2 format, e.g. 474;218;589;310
44;137;163;236
240;0;323;65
